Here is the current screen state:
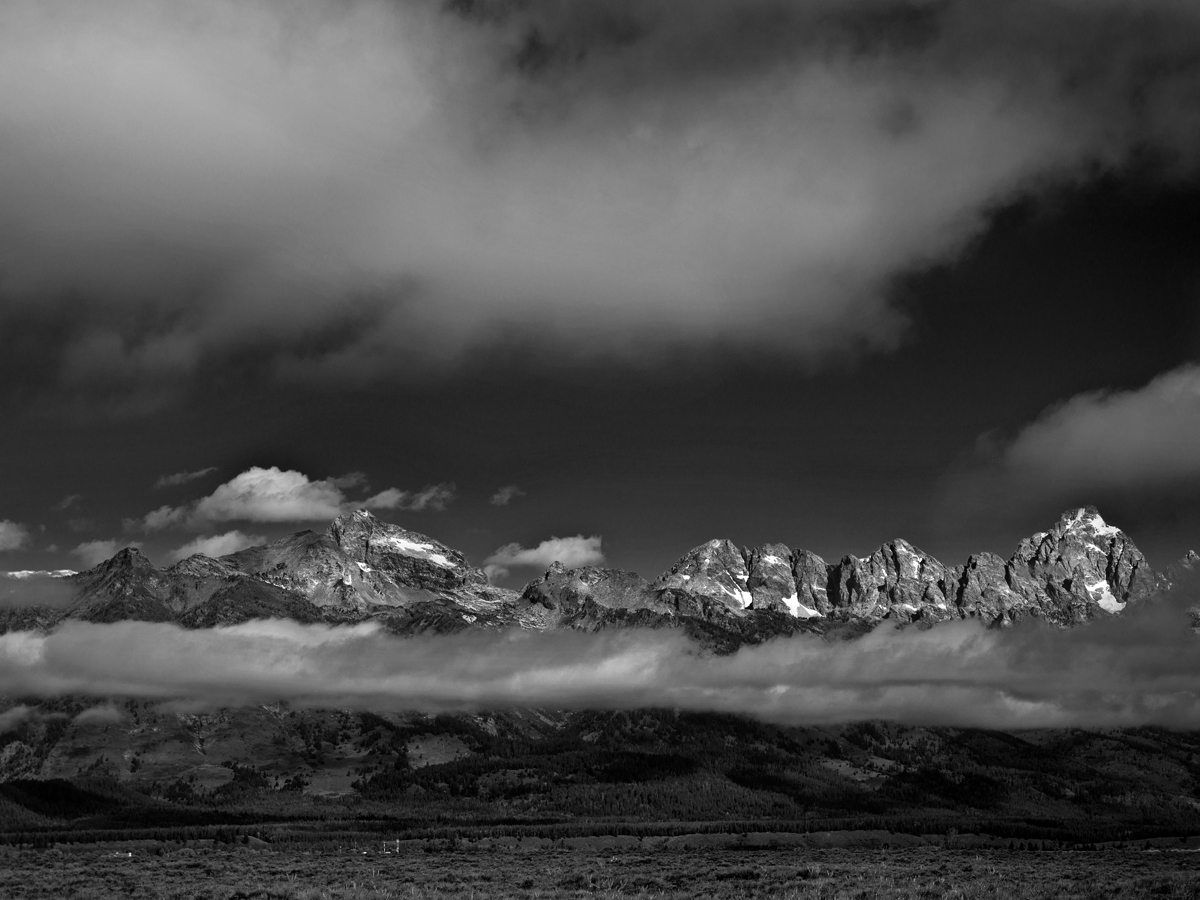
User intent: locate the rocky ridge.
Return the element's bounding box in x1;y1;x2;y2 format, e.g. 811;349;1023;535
517;506;1179;634
0;507;1191;647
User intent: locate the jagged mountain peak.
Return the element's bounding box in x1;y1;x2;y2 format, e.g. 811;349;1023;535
164;553;244;581
1055;506;1125;539
92;546;155;573
326;508;466;571
652;538;752;611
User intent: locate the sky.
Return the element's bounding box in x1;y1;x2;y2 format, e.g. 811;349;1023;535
3;0;1200;584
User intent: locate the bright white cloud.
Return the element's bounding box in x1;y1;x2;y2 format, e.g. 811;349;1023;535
155;466;218;488
166;530;264;563
193;467;345;523
485;535;605;580
135;466;454;530
0;520;30;552
71;539;140;568
490;485;525;506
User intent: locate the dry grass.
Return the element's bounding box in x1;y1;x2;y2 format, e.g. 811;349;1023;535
2;846;1199;900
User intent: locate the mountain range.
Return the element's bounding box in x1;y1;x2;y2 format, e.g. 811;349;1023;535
3;506;1194;648
4;507;1200;834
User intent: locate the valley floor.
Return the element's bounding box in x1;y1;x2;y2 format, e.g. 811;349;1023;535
1;846;1198;900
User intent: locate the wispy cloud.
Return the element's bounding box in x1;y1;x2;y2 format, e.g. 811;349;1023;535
1;576;1198;728
363;483;456;513
0;521;31;552
155;467;218;489
166;530;264;563
50;494;81;512
490;485;526;506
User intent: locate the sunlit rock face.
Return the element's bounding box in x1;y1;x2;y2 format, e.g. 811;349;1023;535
950;552;1028;623
650;539;754;617
791;549;831;617
327;510;488;593
744;543;800;615
226;510;508;614
1006;506;1167;623
826;540;953;625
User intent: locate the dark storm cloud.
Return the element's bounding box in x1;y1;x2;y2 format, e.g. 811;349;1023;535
1;574;1198;728
3;0;1200;409
941;365;1200;528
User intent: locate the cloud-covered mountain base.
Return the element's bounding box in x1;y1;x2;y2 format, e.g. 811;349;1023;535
2;573;1199;729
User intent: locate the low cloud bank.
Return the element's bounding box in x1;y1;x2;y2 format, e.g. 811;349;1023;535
2;576;1198;729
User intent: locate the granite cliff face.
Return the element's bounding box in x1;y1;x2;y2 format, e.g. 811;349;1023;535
1;507;1191;647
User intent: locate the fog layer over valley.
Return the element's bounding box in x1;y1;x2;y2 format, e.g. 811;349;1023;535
0;575;1198;730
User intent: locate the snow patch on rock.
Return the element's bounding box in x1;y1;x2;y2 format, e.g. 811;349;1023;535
1086;579;1125;613
372;533;455;568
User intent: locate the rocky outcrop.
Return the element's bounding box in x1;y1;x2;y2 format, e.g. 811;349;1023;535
745;543;800;614
650;539;753;616
791;549;831;616
226;511;510;613
1003;507;1167;624
826;540;953;624
521;562;653;616
327;510;489;594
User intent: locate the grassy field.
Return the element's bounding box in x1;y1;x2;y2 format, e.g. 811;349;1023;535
1;845;1198;899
